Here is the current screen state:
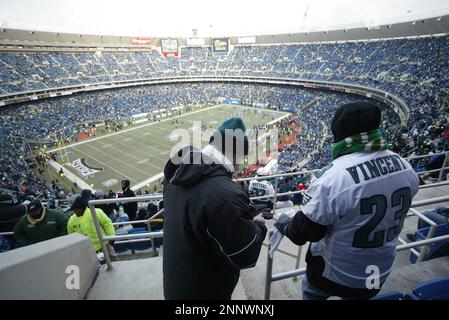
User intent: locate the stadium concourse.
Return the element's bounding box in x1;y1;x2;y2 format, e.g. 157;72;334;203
1;27;449;300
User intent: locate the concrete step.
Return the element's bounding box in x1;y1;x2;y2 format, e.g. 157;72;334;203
380;256;449;295
87;256;247;300
87;257;165;300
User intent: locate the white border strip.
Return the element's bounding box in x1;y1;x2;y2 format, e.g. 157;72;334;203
48;160;93;191
132;172;164;191
267;113;290;125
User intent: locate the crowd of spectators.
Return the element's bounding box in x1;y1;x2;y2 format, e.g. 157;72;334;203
0;83;346;195
1;35;449;200
1;35;448;97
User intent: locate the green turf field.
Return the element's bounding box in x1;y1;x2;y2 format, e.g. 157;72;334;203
48;104;288;191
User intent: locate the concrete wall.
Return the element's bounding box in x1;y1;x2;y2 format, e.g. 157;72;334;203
0;233;98;300
0;14;448;47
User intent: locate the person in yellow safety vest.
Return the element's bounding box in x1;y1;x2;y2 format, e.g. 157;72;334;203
67;196;116;252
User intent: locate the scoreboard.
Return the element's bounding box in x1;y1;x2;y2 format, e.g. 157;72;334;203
161;39;178;57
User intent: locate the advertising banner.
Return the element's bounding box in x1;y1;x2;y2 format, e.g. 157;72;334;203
223;98;241;105
186;37;205;47
238;36;256;44
132;37;152;45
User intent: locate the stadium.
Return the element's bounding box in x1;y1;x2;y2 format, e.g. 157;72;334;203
1;0;449;304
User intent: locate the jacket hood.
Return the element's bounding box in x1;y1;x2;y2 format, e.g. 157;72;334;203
164;145;233;187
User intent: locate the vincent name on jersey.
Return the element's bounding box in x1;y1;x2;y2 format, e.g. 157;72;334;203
252;182;270;190
346;154;407;184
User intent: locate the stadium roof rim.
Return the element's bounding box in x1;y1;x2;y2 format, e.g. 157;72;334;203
0;14;448;47
1;33;449;52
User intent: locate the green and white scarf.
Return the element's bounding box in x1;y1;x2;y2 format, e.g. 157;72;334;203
331;129;389;159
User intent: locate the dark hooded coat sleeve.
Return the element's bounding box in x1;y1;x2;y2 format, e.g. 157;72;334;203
205;188;267;269
285;210;327;245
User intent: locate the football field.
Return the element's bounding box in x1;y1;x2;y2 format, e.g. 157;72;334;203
48;104;289;191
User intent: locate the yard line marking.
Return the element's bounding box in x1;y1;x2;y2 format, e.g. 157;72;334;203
72;146;137;183
116;130;166;153
83;141;156;175
93;139;161;171
47;104;227;153
99;134;166;164
53;105;289;189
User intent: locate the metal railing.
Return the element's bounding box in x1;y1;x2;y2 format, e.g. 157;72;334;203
265;234;449;284
405;151;449;182
1;151;445;242
86;150;449;272
263;193;449;299
3;151;449;300
83;181;449;299
87;195;164;269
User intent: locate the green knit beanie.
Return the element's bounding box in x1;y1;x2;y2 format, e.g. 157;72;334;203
209;117;249;156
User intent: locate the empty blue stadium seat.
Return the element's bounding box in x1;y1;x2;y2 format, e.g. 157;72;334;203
112;229;133;254
410;224;449;264
112;242;132;254
0;235;13;252
409;276;449;300
112;227;160;254
128;227;152;251
371;292;405;300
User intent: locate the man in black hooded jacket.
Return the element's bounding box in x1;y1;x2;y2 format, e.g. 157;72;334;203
121;180;137;220
163;117;267;300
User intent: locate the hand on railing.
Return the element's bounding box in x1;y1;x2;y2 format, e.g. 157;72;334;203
274;214;292;236
261;209;274;220
253;213;266;224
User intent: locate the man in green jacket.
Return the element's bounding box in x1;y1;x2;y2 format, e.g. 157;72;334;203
67;196;116;252
13;200;68;247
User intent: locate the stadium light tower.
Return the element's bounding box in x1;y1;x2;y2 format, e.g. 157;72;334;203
300;1;311;32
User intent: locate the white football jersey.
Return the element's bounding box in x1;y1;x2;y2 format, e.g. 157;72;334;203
300;150;419;288
249;179;275;202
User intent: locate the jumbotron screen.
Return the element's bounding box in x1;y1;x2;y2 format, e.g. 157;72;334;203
161;39;178;56
212;38;229;53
